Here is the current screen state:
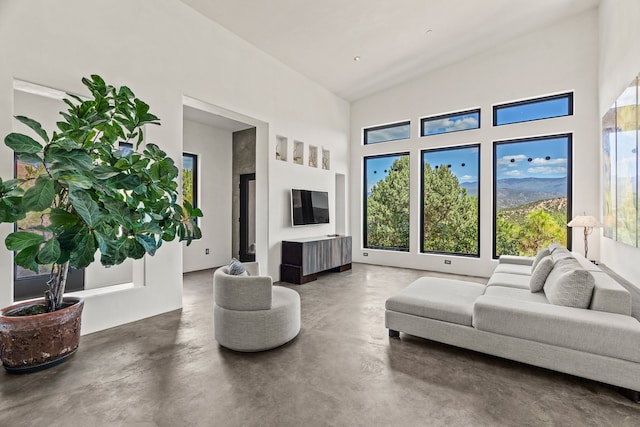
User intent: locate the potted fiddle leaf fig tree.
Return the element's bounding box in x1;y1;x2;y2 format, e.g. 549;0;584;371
0;75;202;372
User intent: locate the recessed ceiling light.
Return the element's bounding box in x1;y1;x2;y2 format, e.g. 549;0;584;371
353;56;361;62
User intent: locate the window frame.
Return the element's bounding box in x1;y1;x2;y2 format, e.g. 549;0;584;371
363;152;411;252
492;133;573;259
420;108;481;137
493;92;574;126
363;121;411;145
182;152;198;211
420;144;481;257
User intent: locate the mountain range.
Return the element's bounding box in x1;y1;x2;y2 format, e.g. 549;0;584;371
461;177;566;209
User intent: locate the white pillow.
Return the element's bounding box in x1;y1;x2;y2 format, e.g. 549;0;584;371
531;248;551;273
529;255;554;293
544;262;595;308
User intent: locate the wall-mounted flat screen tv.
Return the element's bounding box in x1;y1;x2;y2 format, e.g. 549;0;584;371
291;189;330;226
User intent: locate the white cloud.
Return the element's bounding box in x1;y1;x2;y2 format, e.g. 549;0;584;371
459;174;476;182
503;169;522;177
497;154;528;166
530;157;566;166
423;116;479;133
527;166;567;174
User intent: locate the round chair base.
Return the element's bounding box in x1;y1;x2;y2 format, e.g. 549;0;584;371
214;286;301;352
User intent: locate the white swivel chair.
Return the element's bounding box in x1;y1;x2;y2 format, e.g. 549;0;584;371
213;262;300;352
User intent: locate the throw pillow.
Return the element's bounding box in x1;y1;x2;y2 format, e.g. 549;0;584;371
227;258;248;276
547;242;564;253
551;248;574;264
543;263;595;308
529;255;553;293
530;248;551;273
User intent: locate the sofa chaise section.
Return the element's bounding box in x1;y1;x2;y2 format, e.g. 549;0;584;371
385;248;640;399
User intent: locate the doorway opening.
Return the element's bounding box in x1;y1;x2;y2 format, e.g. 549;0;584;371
240;173;256;262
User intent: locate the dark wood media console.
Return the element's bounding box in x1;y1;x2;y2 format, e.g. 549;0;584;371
280;235;352;284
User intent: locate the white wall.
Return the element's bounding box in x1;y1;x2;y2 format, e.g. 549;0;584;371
0;0;349;334
598;0;640;288
182;119;233;272
350;10;600;278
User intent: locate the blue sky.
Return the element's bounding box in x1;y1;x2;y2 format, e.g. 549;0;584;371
365;124;410;144
495;137;568;180
365;155;404;194
495;96;569;125
423;146;479;183
183;155;193;171
422;112;479;136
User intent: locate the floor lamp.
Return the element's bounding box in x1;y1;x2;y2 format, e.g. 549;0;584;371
567;215;602;260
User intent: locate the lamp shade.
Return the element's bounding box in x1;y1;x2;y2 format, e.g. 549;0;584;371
567;215;602;228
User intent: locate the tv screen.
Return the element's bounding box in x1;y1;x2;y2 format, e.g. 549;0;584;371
291;189;330;226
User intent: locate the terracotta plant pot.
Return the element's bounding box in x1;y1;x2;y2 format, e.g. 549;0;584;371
0;297;84;373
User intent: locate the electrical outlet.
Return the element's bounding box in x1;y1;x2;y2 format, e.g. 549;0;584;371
444;259;451;265
205;248;210;255
363;252;369;257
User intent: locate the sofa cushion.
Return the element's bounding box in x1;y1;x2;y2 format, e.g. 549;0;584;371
548;242;564;252
498;255;534;266
473;296;640;363
529;255;554;293
486;272;530;290
385;278;485;326
551;248;575;264
484;286;549;304
531;248;551;272
544;261;595;308
589;271;632;315
493;263;532;276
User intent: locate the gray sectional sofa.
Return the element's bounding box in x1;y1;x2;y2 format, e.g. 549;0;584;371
385;246;640;399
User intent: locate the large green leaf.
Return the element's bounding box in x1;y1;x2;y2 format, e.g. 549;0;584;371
69;190;102;227
69;231;97;269
135;234;157;256
95;231;128;266
14;245;39;273
107;173;141;190
104;199;133;226
59;174;93;190
47;148;93;171
0;198;25;223
49;208;78;227
37;238;61;264
51;138;81;151
92;165;120;179
15;116;49;142
5;231;44;251
125;238;146;259
17;152;43;165
4;133;42;153
22;176;55;211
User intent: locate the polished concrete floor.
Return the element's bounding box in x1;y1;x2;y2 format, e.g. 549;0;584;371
1;263;639;426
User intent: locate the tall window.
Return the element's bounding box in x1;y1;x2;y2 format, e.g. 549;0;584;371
422;145;480;256
494;134;572;257
493;93;573;126
182;153;198;210
421;109;480;137
363;153;410;251
364;121;410;145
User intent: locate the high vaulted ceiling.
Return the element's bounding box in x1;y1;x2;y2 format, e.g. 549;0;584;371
180;0;600;102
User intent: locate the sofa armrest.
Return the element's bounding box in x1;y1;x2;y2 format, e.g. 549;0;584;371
498;255;534;266
473;295;640;363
